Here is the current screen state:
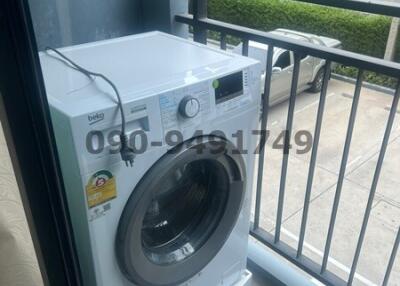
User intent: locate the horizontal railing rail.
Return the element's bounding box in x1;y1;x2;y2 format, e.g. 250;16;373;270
177;1;400;285
176;14;400;78
295;0;400;17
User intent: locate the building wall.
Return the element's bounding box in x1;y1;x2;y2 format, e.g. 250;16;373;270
28;0;144;50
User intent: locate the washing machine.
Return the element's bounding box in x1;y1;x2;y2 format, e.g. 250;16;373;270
39;32;261;286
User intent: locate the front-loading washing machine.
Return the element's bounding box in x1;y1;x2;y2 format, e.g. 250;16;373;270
39;32;261;286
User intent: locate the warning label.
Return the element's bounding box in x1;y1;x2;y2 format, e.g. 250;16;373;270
86;170;117;208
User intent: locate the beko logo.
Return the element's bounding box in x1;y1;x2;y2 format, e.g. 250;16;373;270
88;113;104;125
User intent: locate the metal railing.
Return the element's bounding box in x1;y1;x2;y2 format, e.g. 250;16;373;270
176;1;400;285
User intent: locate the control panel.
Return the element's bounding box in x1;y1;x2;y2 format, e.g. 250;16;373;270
214;71;244;104
159;81;212;133
159;69;252;137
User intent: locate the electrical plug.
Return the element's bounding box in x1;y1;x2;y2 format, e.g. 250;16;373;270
119;134;135;167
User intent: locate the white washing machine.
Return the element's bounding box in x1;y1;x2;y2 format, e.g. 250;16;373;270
39;32;261;286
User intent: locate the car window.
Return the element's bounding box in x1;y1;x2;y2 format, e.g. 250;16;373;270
274;51;291;69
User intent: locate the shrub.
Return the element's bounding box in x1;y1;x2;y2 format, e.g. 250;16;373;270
208;0;394;58
334;65;397;89
208;0;398;87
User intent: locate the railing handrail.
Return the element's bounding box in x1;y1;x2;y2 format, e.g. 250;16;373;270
295;0;400;17
176;14;400;78
176;2;400;284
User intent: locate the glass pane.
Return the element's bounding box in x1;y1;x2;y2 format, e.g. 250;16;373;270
142;159;230;265
7;0;400;285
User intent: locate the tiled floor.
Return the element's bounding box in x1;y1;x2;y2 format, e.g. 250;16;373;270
249;274;274;286
0;123;43;286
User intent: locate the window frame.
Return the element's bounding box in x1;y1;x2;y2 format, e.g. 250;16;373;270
0;1;82;286
274;50;293;70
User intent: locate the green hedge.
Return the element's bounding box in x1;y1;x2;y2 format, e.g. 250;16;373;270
208;0;395;59
335;66;397;88
208;0;398;88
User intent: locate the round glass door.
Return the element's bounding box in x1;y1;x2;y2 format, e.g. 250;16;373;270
141;159;230;265
116;136;246;286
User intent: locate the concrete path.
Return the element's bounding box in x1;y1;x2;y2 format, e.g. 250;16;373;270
256;79;400;285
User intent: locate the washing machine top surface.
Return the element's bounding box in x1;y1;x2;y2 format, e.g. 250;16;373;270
39;31;258;117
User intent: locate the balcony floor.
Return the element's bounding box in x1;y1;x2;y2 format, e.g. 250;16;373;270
246;255;284;286
0;124;43;285
249;274;273;286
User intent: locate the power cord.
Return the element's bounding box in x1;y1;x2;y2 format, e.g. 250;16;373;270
45;47;135;167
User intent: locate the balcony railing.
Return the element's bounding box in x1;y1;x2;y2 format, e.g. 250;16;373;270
176;1;400;285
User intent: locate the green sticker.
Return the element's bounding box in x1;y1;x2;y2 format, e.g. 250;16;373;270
212;79;220;89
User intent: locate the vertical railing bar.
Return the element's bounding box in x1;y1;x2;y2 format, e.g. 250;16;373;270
321;70;364;274
220;32;227;50
297;61;332;258
242;39;249;56
382;226;400;286
253;45;274;230
347;81;400;285
275;53;301;243
192;0;208;44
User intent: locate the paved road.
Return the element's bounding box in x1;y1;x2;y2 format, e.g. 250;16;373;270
256;78;400;285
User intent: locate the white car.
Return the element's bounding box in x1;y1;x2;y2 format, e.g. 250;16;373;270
234;29;342;106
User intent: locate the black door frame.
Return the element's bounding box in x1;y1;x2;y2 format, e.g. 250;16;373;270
0;1;82;285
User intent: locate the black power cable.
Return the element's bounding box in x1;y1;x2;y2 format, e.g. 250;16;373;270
45;47;135;167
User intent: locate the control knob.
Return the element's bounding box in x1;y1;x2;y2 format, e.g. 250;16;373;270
179;96;200;118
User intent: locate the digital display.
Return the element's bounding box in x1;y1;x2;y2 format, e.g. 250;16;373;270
214;71;243;104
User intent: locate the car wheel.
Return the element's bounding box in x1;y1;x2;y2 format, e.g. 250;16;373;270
309;67;325;93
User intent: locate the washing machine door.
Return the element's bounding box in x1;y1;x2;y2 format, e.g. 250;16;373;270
116;136;246;286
